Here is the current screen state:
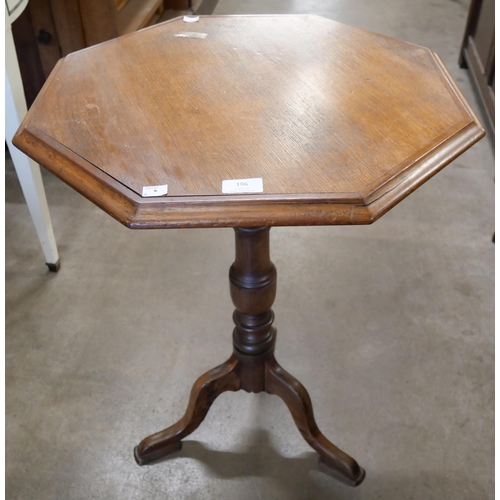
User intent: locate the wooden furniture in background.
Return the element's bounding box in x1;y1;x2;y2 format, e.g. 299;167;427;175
114;0;129;11
11;0;218;106
459;0;495;133
14;15;485;486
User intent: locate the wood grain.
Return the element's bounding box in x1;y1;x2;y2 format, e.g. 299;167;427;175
10;7;47;107
14;15;485;228
114;0;129;12
79;0;119;47
135;227;365;487
48;0;86;55
28;0;62;79
117;0;165;35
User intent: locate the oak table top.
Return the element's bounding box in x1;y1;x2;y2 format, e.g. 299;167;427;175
15;15;484;229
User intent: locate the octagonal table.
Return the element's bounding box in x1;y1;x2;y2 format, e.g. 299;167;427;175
14;15;484;487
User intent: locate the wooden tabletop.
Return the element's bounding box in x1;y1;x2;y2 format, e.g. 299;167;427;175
14;15;485;228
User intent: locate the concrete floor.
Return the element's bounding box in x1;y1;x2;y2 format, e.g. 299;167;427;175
6;0;494;499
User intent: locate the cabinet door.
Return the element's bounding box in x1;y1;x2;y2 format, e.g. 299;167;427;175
460;0;495;131
10;6;46;107
78;0;118;46
29;0;62;78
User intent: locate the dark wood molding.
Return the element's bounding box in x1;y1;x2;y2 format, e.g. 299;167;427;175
13;17;485;229
459;0;495;133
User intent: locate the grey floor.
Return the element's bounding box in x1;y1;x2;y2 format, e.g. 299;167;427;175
5;1;494;499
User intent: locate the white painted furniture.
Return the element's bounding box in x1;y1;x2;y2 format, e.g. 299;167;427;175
5;0;60;271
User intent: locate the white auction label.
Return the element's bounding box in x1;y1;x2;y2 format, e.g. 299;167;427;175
174;32;207;39
142;184;168;197
222;178;263;194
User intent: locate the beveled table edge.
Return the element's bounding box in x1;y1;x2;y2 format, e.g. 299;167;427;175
359;53;485;204
13;28;486;230
14;116;484;228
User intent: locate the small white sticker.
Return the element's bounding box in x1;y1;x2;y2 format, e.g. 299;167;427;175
222;178;263;194
183;15;199;22
142;184;168;197
174;32;207;39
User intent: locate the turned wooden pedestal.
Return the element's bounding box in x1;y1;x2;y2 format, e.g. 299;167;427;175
134;227;365;487
13;14;485;490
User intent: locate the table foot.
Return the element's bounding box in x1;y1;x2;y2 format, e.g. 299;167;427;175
134;441;181;466
134;355;240;466
265;357;365;487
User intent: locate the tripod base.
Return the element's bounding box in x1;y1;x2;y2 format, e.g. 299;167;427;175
134;341;365;487
134;227;365;487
